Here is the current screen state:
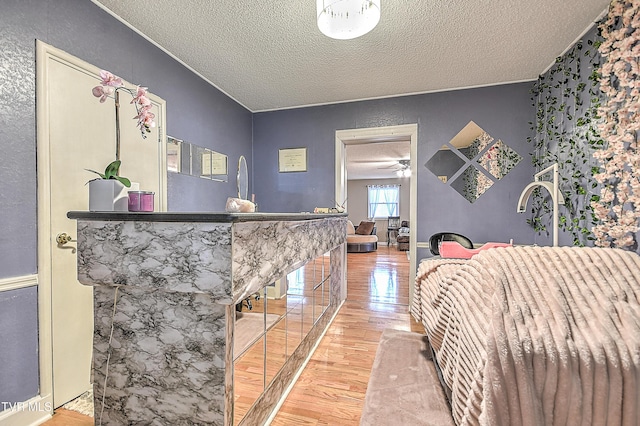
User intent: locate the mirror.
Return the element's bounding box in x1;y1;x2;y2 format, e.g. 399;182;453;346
192;145;206;177
180;141;191;175
286;291;303;357
237;155;248;199
233;333;264;425
459;129;493;160
424;121;522;202
450;164;494;203
166;136;228;182
210;151;228;181
233;291;265;425
476;139;522;180
302;262;315;336
167;138;181;173
233;255;333;425
425;145;465;184
265;319;287;385
265;287;287;386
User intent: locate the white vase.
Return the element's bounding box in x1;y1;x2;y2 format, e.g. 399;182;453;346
88;180;138;211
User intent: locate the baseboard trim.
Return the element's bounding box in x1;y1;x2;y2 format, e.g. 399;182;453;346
0;394;53;426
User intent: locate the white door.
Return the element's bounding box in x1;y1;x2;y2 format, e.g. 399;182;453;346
37;42;167;408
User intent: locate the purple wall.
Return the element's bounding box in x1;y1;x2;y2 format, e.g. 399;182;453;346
1;0;252;277
0;0;582;410
0;0;251;407
0;287;39;405
253;83;538;257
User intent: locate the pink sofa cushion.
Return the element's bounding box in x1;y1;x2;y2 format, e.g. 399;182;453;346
440;241;512;259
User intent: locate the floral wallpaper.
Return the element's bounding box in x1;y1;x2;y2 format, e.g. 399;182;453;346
591;0;640;250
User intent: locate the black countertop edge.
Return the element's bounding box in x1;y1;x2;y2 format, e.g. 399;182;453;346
67;211;349;223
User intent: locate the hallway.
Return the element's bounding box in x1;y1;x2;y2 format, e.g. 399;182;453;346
45;245;423;425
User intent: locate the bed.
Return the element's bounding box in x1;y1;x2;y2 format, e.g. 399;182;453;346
411;246;640;425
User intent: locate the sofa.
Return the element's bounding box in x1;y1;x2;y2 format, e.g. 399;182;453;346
346;220;378;253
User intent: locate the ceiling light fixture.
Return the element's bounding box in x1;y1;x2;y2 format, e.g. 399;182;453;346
396;168;411;178
317;0;381;40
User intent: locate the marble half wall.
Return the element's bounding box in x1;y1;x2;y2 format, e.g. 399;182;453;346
76;220;233;300
92;285;228;425
73;214;347;425
232;217;347;301
76;217;347;305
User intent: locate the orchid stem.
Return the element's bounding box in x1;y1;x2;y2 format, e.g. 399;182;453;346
115;90;121;175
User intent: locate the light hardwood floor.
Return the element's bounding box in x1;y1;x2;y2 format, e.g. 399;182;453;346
43;245;423;425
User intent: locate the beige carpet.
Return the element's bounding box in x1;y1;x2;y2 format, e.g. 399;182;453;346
235;311;280;358
63;389;94;417
360;329;454;426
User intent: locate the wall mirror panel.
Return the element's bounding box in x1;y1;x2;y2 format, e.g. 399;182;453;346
302;262;315;336
233;254;333;425
313;282;324;323
167;136;228;182
424;121;522;202
476;139;522;180
265;292;287;386
237;155;248;199
167;138;181;173
179;140;191;175
233;334;264;425
191;145;206;177
425;145;465;183
265;315;287;385
450;164;494;203
322;276;330;319
286;293;303;356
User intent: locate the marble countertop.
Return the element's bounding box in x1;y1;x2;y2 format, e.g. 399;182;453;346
67;211;348;222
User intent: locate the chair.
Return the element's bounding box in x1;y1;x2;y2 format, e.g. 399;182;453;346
428;232;473;256
396;221;410;251
387;216;401;246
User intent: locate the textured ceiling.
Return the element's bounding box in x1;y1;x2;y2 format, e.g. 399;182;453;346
346;141;411;180
92;0;609;113
91;0;609;180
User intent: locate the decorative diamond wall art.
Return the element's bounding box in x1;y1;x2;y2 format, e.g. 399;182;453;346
424;121;522;203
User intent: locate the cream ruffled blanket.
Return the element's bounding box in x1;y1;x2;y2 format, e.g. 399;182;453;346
411;246;640;426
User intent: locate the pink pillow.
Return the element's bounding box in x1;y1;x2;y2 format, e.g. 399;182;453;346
439;241;512;259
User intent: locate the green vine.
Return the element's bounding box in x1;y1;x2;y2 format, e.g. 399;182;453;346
527;29;604;246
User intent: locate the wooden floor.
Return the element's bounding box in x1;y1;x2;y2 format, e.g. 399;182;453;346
43;245;422;425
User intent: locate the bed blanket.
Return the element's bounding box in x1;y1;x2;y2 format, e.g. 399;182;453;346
411;246;640;426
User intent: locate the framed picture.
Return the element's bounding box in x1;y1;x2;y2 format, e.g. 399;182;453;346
279;147;307;172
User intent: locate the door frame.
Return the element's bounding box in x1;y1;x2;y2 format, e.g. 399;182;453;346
35;40;167;413
334;123;418;304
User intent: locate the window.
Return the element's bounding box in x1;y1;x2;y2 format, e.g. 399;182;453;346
367;185;400;219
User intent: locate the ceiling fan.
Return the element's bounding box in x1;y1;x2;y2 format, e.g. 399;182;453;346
376;159;410;169
377;159;411;177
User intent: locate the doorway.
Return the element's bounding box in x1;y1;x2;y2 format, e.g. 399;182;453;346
36;41;167;409
334;124;418;304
